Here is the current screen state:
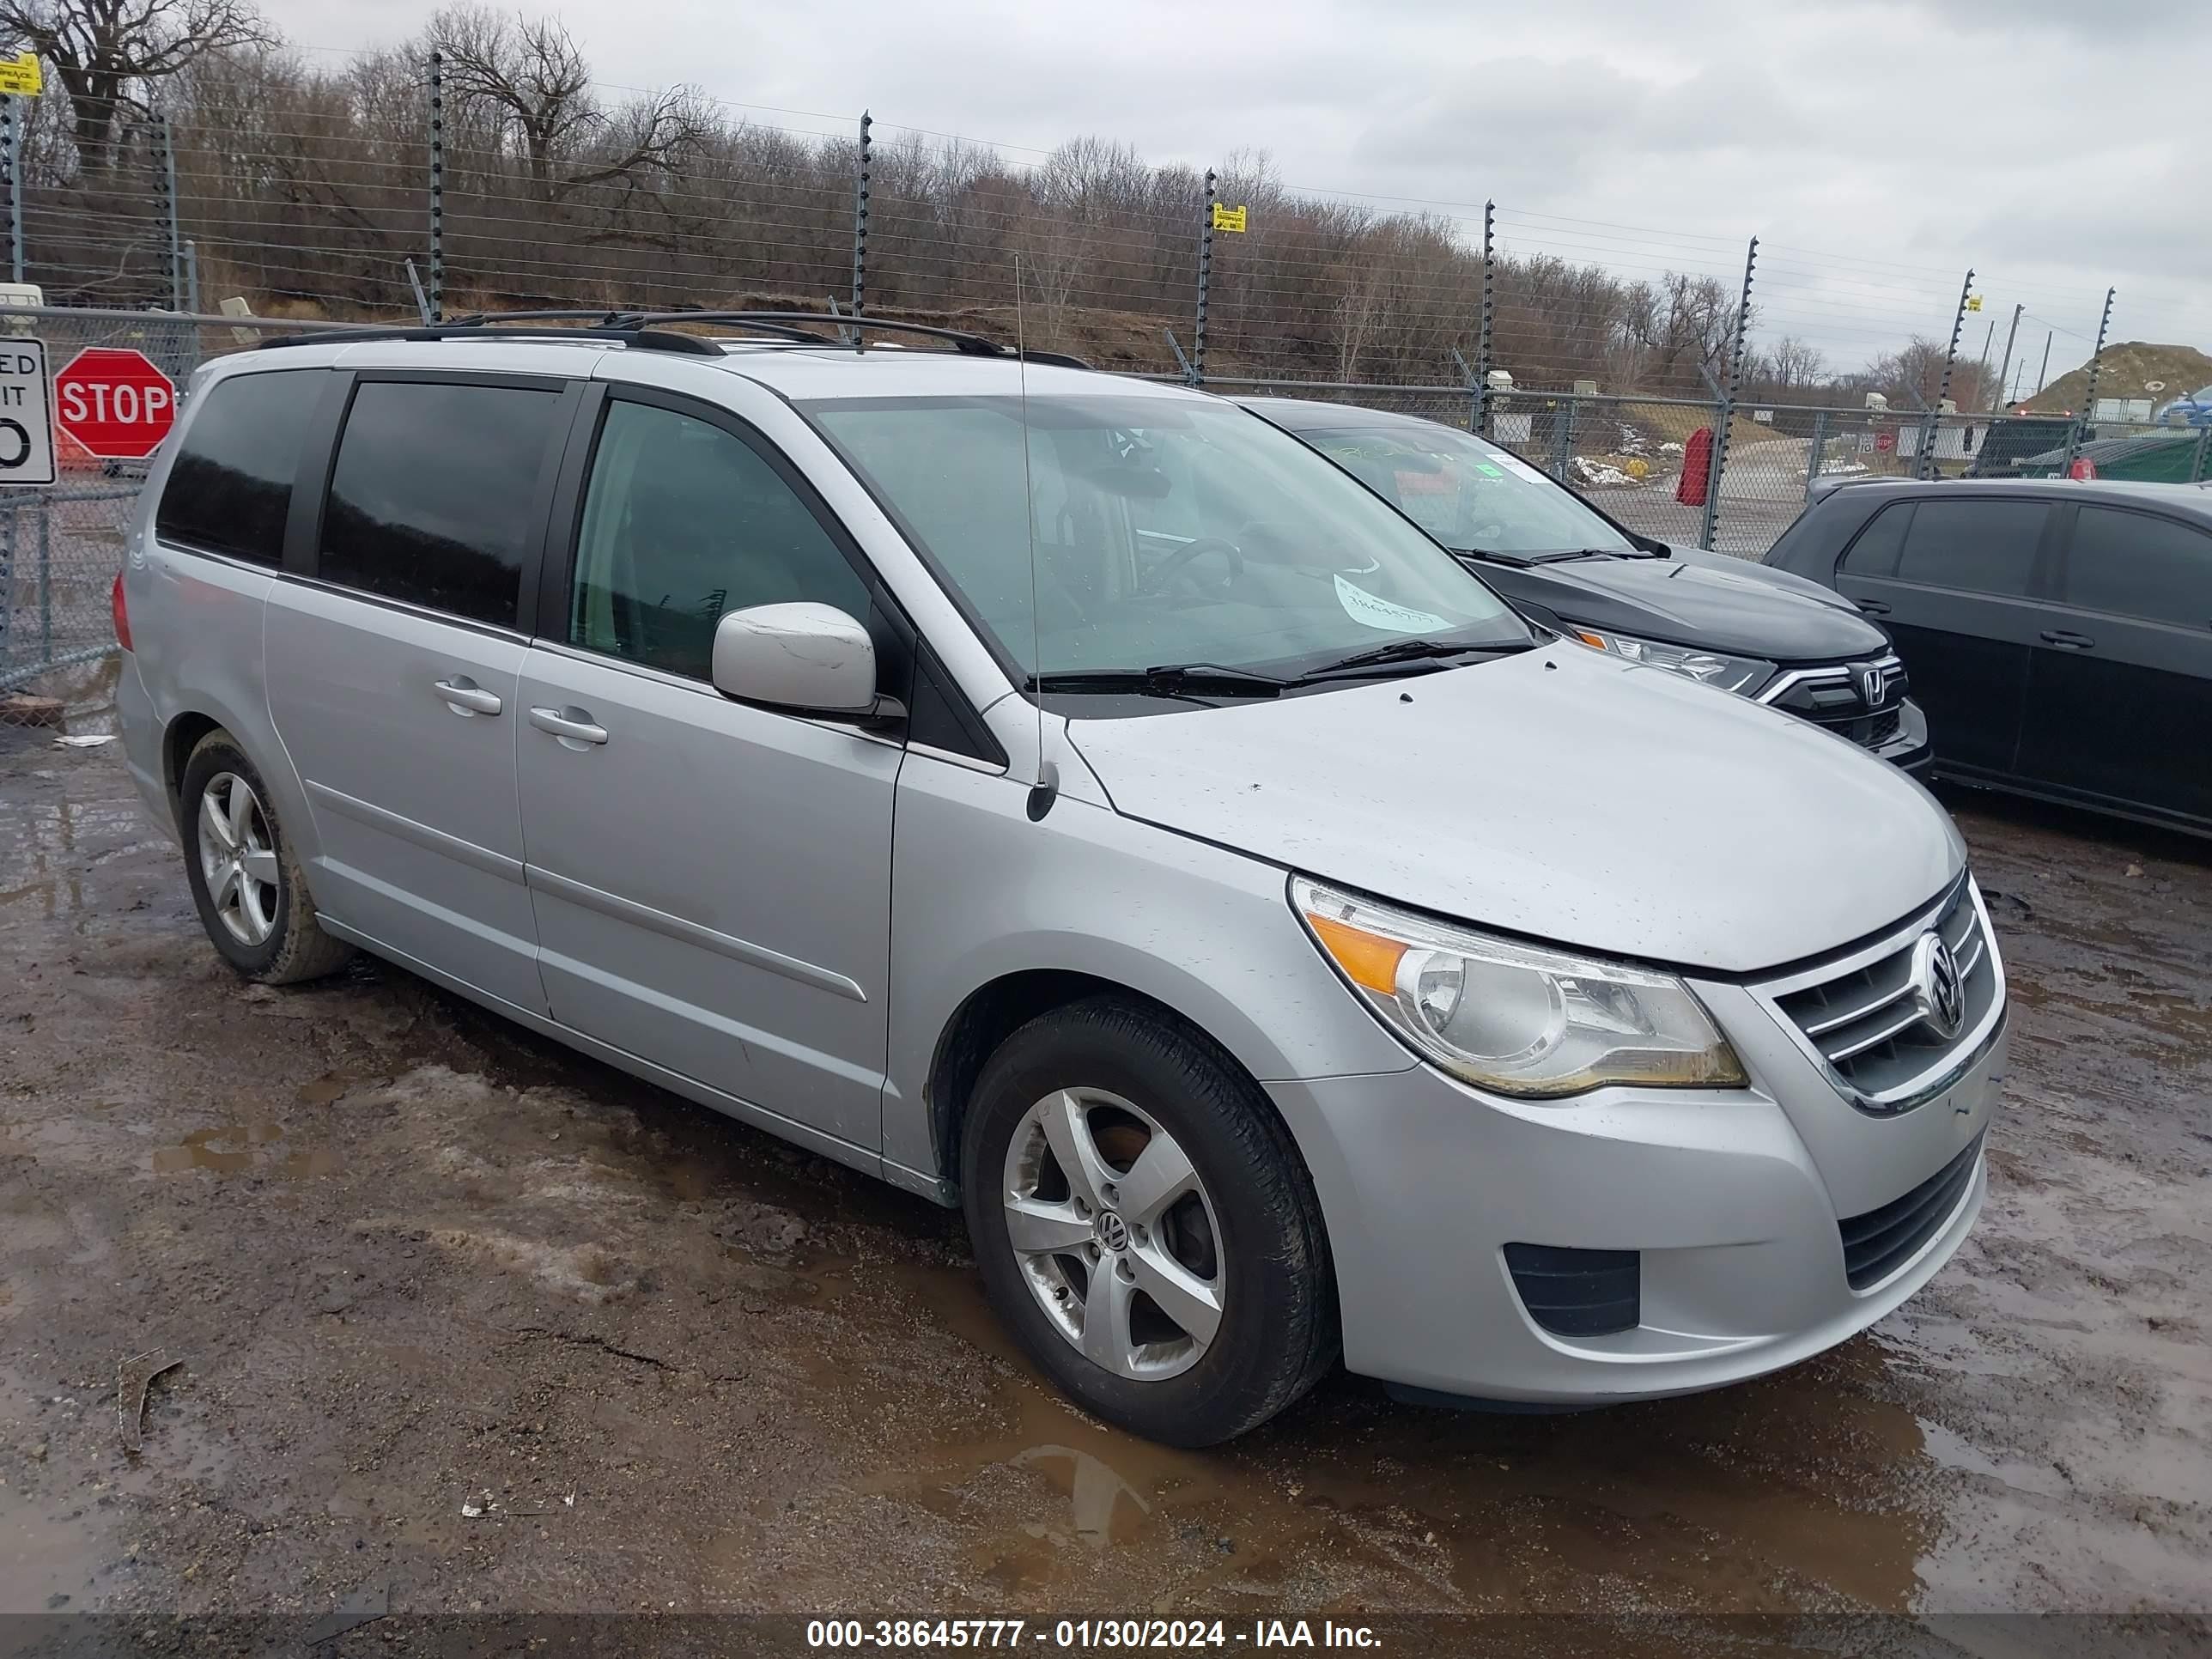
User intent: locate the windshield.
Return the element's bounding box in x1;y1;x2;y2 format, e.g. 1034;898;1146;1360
802;393;1529;682
1284;419;1639;560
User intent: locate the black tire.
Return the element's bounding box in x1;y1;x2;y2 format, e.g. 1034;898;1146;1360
179;729;355;985
961;996;1339;1446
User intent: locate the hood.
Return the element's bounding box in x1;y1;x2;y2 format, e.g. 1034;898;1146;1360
1066;643;1961;976
1475;545;1886;662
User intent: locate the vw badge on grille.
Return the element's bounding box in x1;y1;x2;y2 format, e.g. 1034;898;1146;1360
1910;931;1966;1040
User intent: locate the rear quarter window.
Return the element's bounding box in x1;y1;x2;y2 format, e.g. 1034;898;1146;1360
1838;501;1912;578
154;369;327;565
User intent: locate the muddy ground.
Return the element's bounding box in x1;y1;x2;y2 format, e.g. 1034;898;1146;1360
2;725;2208;1645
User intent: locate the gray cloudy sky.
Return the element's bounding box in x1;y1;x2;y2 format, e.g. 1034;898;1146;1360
268;0;2209;381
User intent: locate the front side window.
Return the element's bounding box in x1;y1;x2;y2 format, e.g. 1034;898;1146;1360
804;393;1527;681
319;380;566;628
155;368;325;565
1893;500;2047;598
2059;506;2212;626
1291;421;1638;559
568;399;868;680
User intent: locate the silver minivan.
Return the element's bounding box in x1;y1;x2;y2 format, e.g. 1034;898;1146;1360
115;317;2007;1446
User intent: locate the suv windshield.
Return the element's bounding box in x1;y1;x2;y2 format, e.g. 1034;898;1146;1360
1279;418;1639;561
802;393;1530;684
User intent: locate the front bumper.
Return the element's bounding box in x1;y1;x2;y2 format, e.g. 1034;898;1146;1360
1267;990;2004;1404
1872;697;1933;775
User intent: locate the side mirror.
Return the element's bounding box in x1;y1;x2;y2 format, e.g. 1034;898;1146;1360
711;602;896;723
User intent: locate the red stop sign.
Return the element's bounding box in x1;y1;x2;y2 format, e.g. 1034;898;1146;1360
53;347;178;460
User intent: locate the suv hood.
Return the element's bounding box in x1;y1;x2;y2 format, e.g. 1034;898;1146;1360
1477;545;1886;662
1066;643;1960;975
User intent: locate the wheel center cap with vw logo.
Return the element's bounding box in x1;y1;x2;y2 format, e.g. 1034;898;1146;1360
1094;1211;1131;1253
1909;932;1966;1040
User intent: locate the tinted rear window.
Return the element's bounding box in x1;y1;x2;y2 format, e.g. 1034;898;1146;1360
318;380;566;629
1839;501;1912;578
1893;499;2047;598
154;369;325;565
2060;506;2212;625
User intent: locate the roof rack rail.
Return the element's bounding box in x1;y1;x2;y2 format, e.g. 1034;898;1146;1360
254;323;727;356
623;311;1091;368
251;310;1093;368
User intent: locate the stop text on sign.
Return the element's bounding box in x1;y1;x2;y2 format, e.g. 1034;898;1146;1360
60;379;171;426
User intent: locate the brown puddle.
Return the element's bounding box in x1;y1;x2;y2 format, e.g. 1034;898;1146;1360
736;1243;1942;1613
151;1123;341;1177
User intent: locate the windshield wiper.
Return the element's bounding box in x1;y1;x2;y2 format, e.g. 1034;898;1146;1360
1293;637;1525;682
1030;662;1286;699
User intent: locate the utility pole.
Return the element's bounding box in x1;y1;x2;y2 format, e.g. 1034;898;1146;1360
1990;302;2022;415
2033;331;2051;397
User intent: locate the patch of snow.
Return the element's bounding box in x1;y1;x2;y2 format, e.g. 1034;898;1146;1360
1569;457;1638;488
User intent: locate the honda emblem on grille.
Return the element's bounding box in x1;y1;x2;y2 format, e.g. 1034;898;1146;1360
1909;932;1966;1040
1858;665;1885;706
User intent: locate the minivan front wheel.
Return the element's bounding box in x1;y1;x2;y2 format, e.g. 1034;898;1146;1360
962;998;1338;1445
179;731;354;985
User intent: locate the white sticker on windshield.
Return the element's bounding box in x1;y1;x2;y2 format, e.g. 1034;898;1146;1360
1495;454;1548;483
1334;574;1449;634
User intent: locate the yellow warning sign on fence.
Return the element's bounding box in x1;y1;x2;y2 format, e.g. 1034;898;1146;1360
1966;294;1983;312
1211;204;1248;234
0;52;42;96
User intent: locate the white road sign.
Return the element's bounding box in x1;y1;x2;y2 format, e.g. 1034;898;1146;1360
0;338;56;486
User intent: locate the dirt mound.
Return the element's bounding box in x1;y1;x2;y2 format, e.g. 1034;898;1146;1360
2021;341;2212;415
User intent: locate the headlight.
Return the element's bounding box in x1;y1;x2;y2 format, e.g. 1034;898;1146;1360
1292;877;1747;1098
1569;628;1772;696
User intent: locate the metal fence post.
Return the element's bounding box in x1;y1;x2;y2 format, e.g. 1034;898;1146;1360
1804;409;1829;505
184;239;200;314
1193;168;1215;387
850;110;871;319
2191;425;2209;485
1474;200;1495;435
1922;268;1973;480
1;95;18;284
1699;235;1758;551
36;495;50;666
155;116;184;310
2;501;15;673
428;50;446;322
1991;301;2022;416
2060;287;2115;476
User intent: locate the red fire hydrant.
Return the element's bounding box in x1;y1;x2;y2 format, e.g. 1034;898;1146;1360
1677;426;1712;506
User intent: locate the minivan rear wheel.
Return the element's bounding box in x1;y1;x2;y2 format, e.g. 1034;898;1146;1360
961;997;1338;1446
179;731;354;985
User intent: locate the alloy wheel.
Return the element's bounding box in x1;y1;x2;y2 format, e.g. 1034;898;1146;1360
1000;1087;1226;1382
197;771;280;948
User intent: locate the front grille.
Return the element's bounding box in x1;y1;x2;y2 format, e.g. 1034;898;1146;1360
1504;1243;1640;1337
1762;877;2002;1109
1838;1132;1984;1290
1763;654;1909;753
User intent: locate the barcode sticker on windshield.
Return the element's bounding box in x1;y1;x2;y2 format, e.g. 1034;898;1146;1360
1334;574;1448;634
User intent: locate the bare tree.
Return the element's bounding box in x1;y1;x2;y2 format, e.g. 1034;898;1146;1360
431;4;702;204
0;0;270;174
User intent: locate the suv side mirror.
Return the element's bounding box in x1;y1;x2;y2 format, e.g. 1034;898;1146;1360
711;603;897;723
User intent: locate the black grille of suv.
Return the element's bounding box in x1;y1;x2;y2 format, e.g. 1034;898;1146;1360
1761;655;1908;753
1838;1132;1984;1290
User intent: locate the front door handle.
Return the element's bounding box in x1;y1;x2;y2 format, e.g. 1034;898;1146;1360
1855;599;1891;617
528;705;609;746
434;677;503;717
2039;629;2095;650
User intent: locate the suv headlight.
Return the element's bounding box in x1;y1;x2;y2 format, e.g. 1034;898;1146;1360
1569;628;1772;696
1292;878;1747;1098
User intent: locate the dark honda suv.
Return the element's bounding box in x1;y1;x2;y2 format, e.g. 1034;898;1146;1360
1243;398;1929;771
